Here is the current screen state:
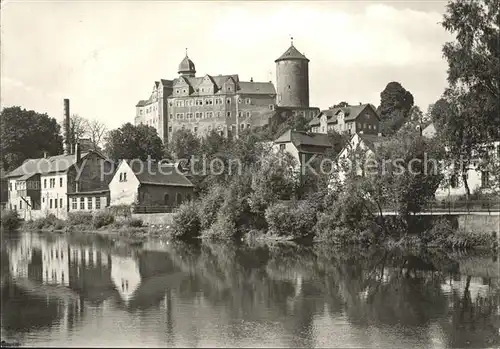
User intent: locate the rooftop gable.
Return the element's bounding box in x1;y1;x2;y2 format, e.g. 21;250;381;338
123;160;194;187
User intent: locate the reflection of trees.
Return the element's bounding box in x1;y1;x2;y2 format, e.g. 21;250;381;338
1;282;61;334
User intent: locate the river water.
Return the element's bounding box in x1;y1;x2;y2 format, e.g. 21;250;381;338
1;230;499;348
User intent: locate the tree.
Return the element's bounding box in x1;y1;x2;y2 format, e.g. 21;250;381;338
104;123;163;161
86;119;107;150
68;114;88;146
377;82;414;135
432;0;500;198
166;129;201;160
0;106;63;171
441;0;499;140
330;101;349;108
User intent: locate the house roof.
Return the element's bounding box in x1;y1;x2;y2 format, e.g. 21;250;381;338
275;44;309;62
6;152;92;178
357;133;386;152
238;81;276;95
125;160;194;187
274;129;332;148
309;104;379;127
177;74;275;96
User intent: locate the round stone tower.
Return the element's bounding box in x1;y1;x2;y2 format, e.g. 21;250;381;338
275;40;309;108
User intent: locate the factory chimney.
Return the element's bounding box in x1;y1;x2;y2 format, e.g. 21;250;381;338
63;99;71;155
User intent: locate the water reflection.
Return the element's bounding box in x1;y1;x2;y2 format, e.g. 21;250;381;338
1;231;499;348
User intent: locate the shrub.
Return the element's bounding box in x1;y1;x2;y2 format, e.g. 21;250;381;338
108;204;132;218
201;213;237;241
93;211;115;229
171;201;201;240
67;212;93;226
198;185;226;230
265;201;316;239
421;218;454;245
127;218;143;227
25;214;65;230
1;210;21;231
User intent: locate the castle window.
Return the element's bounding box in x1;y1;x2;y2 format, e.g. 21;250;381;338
196;99;203;106
169;101;173;107
227;86;231;91
176;89;180;94
183;89;186;93
288;85;291;90
168;126;172;133
49;199;52;209
226;98;231;104
215;98;223;105
245;98;251;104
246;111;251;117
240;124;245;130
176;100;184;107
72;198;77;210
206;112;213;118
194;127;198;133
169;114;173;119
60;198;63;208
238;111;242;117
269;104;274;110
196;112;201;118
54;199;58;209
247;123;251;129
60;178;63;187
216;112;221;118
205;98;213;105
80;197;85;210
201;88;205;92
238;99;242;104
227;112;231;118
187;112;193;119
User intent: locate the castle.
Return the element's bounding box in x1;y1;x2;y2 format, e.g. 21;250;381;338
135;40;319;142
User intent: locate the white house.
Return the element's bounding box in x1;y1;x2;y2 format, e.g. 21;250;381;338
6;145;113;220
309;104;380;136
108;159;194;208
336;132;386;183
422;122;499;199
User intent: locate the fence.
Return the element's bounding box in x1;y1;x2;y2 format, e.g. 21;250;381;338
132;205;177;214
381;199;500;215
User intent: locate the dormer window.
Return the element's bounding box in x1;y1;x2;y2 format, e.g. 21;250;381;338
176;89;180;94
226;98;231;104
227;86;231;91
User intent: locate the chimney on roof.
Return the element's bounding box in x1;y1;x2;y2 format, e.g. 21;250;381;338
75;142;81;163
43;151;48;159
250;77;253;82
63;99;70;155
359;102;362;105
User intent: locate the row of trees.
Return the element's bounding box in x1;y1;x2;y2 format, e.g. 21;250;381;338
0;108;107;172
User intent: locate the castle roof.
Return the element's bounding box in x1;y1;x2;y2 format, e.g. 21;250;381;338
275;44;309;62
178;55;196;75
172;74;275;96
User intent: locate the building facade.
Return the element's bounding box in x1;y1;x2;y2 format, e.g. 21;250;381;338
310;104;380;135
135;42;320;143
109;159;195;208
6;146;113;220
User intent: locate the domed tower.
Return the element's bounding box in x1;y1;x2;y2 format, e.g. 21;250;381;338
275;39;309;108
178;49;196;77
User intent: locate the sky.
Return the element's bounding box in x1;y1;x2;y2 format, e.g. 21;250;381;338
1;0;452;129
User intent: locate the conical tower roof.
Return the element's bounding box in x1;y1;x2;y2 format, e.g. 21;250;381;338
275;43;309;62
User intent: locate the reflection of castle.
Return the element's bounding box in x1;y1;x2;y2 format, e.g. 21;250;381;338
441;275;491;303
110;255;141;303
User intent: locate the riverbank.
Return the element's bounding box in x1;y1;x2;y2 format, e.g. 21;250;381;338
1;209;498;251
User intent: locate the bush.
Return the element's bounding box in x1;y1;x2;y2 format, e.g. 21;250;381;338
421;218;454;245
171;201;201;240
67;212;93;226
126;218;143;227
198;185;226;230
1;210;21;231
265;201;316;239
25;214;65;230
93;211;115;229
108;204;132;218
201;213;237;240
